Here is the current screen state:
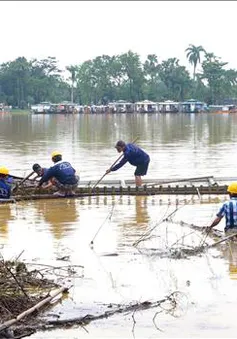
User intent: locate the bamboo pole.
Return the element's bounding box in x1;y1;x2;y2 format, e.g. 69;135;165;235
18;171;35;186
9;174;35;182
12;171;36;194
147;175;215;187
206;233;237;248
0;286;69;333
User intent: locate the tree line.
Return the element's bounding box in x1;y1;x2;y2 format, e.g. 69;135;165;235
0;45;237;108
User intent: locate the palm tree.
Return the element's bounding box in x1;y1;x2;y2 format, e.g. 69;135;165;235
185;44;206;80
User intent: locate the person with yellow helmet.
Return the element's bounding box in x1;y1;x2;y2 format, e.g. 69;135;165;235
0;166;11;199
207;182;237;234
37;151;79;197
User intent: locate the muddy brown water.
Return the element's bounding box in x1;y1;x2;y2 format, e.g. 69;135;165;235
1;112;237;337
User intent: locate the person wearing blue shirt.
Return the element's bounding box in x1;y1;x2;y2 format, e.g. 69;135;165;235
207;182;237;235
106;140;150;187
0;167;11;199
37;152;79;197
32;163;54;189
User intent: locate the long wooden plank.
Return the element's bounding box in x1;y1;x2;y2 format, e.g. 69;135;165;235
78;176;237;186
146;176;215;186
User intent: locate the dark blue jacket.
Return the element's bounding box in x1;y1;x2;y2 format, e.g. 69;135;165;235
6;176;13;184
39;168;48;177
39;161;78;186
111;143;150;171
0;179;11;199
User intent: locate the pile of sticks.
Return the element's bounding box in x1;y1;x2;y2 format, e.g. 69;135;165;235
0;259;68;338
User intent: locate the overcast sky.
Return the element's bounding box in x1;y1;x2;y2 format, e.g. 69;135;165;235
1;1;236;75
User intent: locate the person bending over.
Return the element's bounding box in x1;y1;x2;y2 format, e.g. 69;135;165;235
37;151;79;197
106;140;150;187
32;163;55;189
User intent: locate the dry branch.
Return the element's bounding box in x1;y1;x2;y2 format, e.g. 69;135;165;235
12;292;182;335
0;286;69;333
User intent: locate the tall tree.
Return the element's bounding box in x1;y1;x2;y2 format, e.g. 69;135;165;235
66;65;78;103
158;58;192;101
200;54;228;104
185;44;206;80
119;51;145;102
143;54;161;101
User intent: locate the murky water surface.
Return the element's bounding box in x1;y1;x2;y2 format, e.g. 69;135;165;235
1;112;237;338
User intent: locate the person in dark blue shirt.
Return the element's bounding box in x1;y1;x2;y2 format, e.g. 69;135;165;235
37;152;79;197
32;163;54;189
106;140;150;187
0;167;11;199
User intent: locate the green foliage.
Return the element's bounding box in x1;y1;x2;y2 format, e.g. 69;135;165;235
200;54;232;104
1;47;237;106
0;56;69;108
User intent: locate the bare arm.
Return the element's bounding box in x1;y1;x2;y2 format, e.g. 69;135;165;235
210;216;223;228
206;216;223;232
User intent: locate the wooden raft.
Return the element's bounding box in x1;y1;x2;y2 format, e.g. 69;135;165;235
9;184;228;201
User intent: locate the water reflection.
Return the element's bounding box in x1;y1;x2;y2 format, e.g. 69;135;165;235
222;242;237;280
1;113;237;180
135;196;150;225
0;205;12;239
114;196;151;249
2;113;237;337
34;199;79;239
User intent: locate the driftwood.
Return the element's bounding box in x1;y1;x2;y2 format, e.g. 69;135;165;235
0;286;69;334
135;214;236;259
13;291;182;333
169;232;237;257
176;220;223;238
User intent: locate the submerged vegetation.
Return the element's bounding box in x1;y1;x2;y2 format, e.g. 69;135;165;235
0;45;237;108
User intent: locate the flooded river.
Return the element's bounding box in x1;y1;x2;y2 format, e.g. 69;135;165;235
1;112;237;338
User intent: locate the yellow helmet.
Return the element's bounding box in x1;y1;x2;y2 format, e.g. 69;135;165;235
51;151;62;158
0;167;9;175
227;182;237;194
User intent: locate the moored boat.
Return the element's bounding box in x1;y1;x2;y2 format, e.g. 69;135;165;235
180;99;208;113
208;105;237;114
158;100;179;113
